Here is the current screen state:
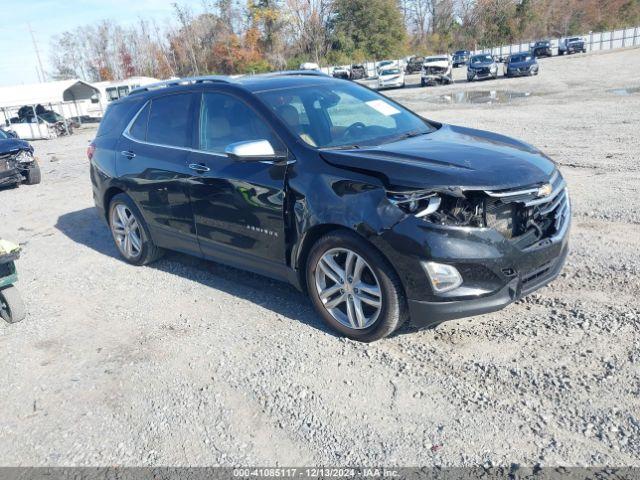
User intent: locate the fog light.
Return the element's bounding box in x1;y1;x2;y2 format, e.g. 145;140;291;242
424;261;463;293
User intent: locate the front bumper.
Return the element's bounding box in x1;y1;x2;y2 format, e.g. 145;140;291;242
506;66;536;76
374;199;571;329
407;243;568;327
378;79;404;89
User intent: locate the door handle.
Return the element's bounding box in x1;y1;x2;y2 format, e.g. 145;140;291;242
189;163;210;173
121;150;136;160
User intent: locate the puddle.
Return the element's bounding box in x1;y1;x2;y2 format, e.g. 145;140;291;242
608;86;640;96
432;90;534;104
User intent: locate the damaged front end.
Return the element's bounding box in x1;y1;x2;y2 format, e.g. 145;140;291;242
387;169;569;250
421;66;453;86
0;148;39;188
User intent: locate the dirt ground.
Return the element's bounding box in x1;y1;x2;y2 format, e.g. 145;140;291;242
1;48;639;467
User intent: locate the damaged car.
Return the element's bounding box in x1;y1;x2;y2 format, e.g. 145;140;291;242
532;40;553;57
467;53;499;81
90;72;570;341
452;50;470;67
420;55;453;86
559;37;586;55
504;53;539;77
377;67;405;89
0;128;41;188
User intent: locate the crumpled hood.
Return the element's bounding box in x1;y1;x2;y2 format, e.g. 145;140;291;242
0;138;33;154
320;124;556;191
423;60;450;69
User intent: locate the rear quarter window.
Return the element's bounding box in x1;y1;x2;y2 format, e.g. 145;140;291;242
96;100;144;138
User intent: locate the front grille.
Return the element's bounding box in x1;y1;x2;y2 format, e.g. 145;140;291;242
484;171;569;249
424;66;447;75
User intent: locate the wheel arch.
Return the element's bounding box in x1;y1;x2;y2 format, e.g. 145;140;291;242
292;223;406;300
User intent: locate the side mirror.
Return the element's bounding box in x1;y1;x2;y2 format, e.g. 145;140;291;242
224;140;278;162
5;130;18;138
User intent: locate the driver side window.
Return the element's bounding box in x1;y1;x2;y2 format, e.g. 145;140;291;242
199;92;284;154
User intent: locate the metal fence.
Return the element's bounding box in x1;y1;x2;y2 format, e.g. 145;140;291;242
321;24;640;78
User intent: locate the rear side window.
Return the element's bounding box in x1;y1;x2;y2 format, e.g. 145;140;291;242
96;101;141;138
128;103;150;141
147;93;193;147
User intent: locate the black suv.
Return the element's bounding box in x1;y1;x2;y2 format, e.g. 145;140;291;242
89;72;570;341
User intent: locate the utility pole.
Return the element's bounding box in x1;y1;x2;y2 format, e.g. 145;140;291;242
28;23;46;83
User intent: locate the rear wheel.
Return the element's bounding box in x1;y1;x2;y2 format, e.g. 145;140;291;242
306;231;407;342
109;193;163;266
0;286;25;323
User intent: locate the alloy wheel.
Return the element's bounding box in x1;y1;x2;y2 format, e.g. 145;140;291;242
314;248;382;330
111;204;143;260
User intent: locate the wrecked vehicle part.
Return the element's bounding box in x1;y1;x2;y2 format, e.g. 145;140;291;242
421;56;453;87
0;130;41;187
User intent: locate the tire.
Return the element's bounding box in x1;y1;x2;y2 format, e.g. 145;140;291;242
306;230;407;342
108;193;164;266
420;79;425;87
25;164;41;185
0;286;25;323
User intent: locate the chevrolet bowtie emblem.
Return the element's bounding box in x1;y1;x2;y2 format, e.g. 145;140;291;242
537;183;553;197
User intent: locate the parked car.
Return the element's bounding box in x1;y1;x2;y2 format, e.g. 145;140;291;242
332;66;350;80
299;62;320;70
350;64;367;80
452;50;471;67
0;128;41;188
405;56;425;74
377;67;405;89
559;37;586;55
504;53;539;77
89;72;570;341
420;55;453;86
376;60;396;75
467;54;499;81
532;40;553;57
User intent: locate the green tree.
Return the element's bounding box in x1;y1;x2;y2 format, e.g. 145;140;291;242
331;0;407;59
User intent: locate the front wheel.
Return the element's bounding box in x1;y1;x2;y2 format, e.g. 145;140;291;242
25;164;41;185
0;286;25;323
306;231;407;342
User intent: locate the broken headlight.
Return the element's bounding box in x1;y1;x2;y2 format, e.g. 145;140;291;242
387;189;485;227
15;150;33;164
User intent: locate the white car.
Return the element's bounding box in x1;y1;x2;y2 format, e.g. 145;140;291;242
420;55;453;86
299;62;320;71
377;68;405;89
5;120;58;140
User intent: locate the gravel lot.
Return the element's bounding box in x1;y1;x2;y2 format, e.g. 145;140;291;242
1;48;639;467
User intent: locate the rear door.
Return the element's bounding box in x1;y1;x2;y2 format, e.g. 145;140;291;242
186;90;289;272
116;91;200;253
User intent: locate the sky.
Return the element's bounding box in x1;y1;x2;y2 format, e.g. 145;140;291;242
0;0;178;86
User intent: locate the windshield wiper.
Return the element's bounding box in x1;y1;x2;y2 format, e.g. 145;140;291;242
320;144;361;151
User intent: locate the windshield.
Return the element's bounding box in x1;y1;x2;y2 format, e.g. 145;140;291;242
425;57;447;63
381;68;400;75
510;54;532;62
257;82;434;149
454;51;467;55
39;111;63;123
471;54;493;63
569;37;581;42
0;129;8;140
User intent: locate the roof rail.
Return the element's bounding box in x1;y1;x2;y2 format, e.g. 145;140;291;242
129;75;231;95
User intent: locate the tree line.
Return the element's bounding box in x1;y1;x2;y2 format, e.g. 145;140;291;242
50;0;640;81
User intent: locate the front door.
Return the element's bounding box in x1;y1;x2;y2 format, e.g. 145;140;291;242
186;91;289;272
116;92;199;253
